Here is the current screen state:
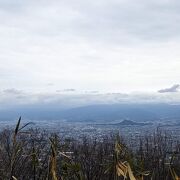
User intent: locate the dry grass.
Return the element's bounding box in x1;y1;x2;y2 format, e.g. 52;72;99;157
0;118;179;180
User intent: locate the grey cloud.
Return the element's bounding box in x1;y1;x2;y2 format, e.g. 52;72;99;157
1;89;180;110
158;84;180;93
52;0;180;44
1;0;180;46
0;0;180;94
75;0;180;42
3;88;23;95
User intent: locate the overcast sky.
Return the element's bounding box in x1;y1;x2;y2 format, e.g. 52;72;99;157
0;0;180;96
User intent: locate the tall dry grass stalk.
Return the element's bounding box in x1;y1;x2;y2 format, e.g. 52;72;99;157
10;117;21;179
50;137;58;180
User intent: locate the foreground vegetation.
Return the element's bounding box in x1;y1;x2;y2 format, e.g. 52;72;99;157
0;117;179;180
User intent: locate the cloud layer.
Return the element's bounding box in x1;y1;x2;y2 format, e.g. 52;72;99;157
0;0;180;94
1;88;180;112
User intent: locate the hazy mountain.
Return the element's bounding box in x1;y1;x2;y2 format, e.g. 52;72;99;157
59;104;158;122
0;103;180;123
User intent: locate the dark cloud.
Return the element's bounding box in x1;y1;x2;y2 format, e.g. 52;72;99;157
158;84;180;93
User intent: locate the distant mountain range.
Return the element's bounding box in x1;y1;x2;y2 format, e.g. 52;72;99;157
0;103;180;123
57;104;180;122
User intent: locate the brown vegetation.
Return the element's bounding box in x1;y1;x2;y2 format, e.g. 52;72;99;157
0;118;179;180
